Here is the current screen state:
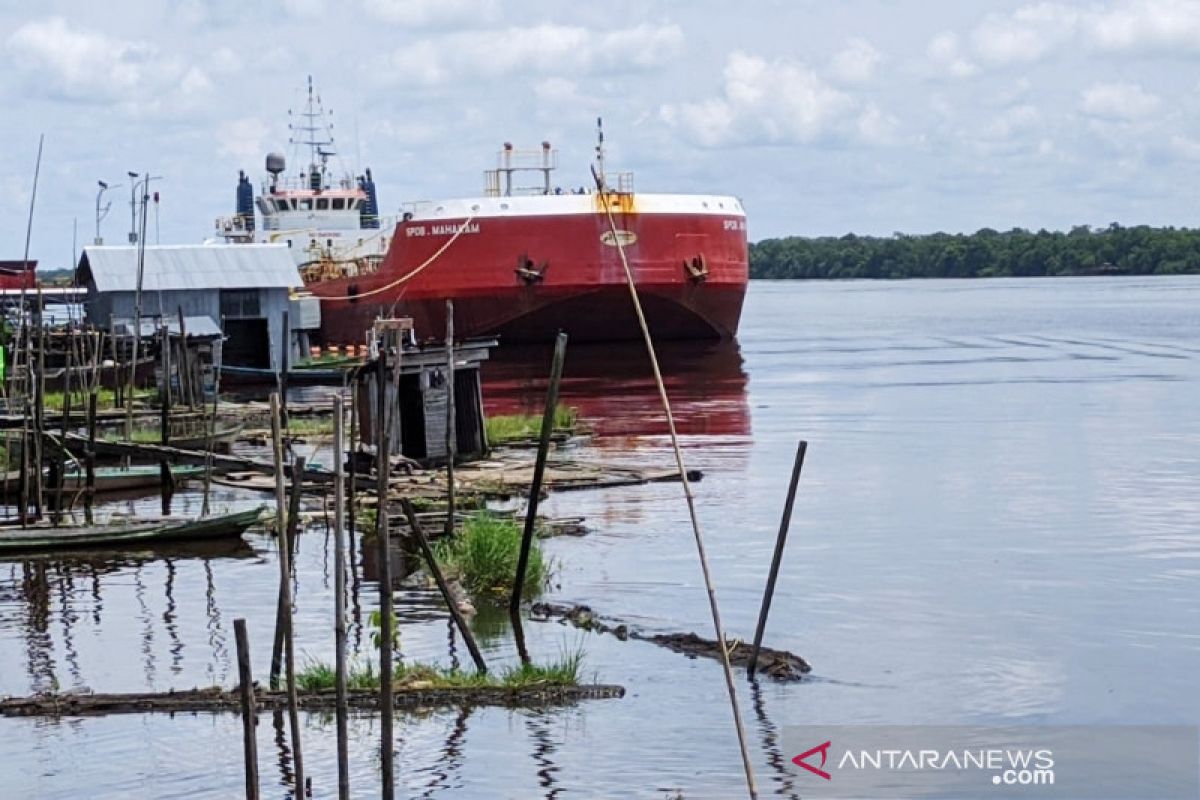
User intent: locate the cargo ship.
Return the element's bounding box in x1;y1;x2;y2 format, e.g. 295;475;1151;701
216;79;748;344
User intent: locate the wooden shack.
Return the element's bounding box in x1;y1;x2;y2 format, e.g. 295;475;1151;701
357;319;495;464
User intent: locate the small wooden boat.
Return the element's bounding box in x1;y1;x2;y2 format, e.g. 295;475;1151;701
102;420;246;451
61;464;206;492
220;364;348;386
0;506;268;553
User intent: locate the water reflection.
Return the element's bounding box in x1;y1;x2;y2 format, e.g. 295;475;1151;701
483;341;751;440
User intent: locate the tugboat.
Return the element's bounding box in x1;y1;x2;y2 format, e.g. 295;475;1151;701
217;78;748;344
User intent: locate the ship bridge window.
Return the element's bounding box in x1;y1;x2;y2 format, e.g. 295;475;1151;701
348;199;359;210
298;198;312;211
332;198;345;210
316;198;329;210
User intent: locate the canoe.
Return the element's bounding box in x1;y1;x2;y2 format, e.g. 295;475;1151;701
0;506;268;553
61;464;207;492
220;364;348;386
102;421;246;451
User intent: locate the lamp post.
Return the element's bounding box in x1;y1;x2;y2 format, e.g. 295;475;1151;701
95;180;119;245
127;171;139;244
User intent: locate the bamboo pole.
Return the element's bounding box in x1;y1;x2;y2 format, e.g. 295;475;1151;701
159;323;173;515
749;440;807;677
84;392;97;525
375;341;395;800
176;308;193;408
593;165;758;798
332;396;350;799
201;317;224;517
233;618;260;800
269;393;304;797
444;300;456;538
400;499;486;672
348;383;358;542
509;331;567;664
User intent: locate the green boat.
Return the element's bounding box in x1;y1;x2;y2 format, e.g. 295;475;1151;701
0;506;269;553
61;464;207;493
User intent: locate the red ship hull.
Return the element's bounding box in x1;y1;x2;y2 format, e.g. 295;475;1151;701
307;194;748;344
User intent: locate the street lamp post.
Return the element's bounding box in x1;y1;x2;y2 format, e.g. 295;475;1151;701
95;180;120;245
127;171;140;244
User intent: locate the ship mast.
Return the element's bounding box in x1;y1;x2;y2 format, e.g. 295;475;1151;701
288;75;337;189
594;116;607;191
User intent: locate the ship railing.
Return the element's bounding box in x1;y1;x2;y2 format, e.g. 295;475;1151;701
214;215;254;239
260;174;362;194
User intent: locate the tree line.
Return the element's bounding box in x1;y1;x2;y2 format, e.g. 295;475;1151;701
749;224;1200;279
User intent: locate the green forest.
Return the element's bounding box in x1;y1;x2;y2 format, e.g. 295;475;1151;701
749;224;1200;280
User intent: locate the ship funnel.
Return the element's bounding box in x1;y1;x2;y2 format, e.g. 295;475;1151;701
236;170;255;233
359;167;380;229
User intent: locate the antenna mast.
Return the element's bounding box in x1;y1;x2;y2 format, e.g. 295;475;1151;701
289;75;337;188
594;117;606;191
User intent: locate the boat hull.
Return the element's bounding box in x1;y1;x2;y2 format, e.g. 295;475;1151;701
306;194;749;344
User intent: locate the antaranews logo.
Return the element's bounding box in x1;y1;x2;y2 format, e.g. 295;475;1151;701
781;725;1200;799
792;740;833;780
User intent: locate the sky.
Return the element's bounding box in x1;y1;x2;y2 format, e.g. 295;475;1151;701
5;0;1200;267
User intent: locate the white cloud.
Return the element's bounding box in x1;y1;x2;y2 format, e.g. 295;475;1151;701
384;22;683;86
6;16;211;106
944;0;1200;75
362;0;498;27
829;38;882;84
534;77;580;104
1081;82;1161;120
661;51;860;147
928;31;977;77
1085;0;1200;53
971;4;1079;65
217;117;270;164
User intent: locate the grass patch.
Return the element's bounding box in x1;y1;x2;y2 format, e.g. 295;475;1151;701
433;514;548;599
485;405;578;445
296;651;582;691
44;387;153;412
297;659;381;692
285;416;334;436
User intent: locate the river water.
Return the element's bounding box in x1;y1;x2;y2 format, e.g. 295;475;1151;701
1;277;1198;798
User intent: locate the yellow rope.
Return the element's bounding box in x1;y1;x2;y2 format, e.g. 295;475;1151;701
309;216;476;302
592;169;759;799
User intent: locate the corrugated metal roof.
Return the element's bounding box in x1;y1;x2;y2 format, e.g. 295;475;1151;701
80;244;302;292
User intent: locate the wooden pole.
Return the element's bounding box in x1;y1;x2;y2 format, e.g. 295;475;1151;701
332;396;350;799
280;310;289;431
444;300;456;538
748;440;807;677
233;618;260;800
176;308;193;408
400;499;486;672
271;454;305;690
375;342;395;800
33;316;45;519
159;323;173;515
84;391;97;525
51;334;72;524
269;393;303;797
509;331;567;664
201;316;224;517
348;382;357;542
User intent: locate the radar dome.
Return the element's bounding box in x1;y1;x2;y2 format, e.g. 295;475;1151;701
265;152;286;175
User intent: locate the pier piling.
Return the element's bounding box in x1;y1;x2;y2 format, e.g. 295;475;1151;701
332;397;350;799
510;331;567;665
233;618;260;800
749;440;808;677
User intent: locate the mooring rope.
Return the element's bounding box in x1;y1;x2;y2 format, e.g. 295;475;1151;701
312;216;476;303
592;169;759;798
